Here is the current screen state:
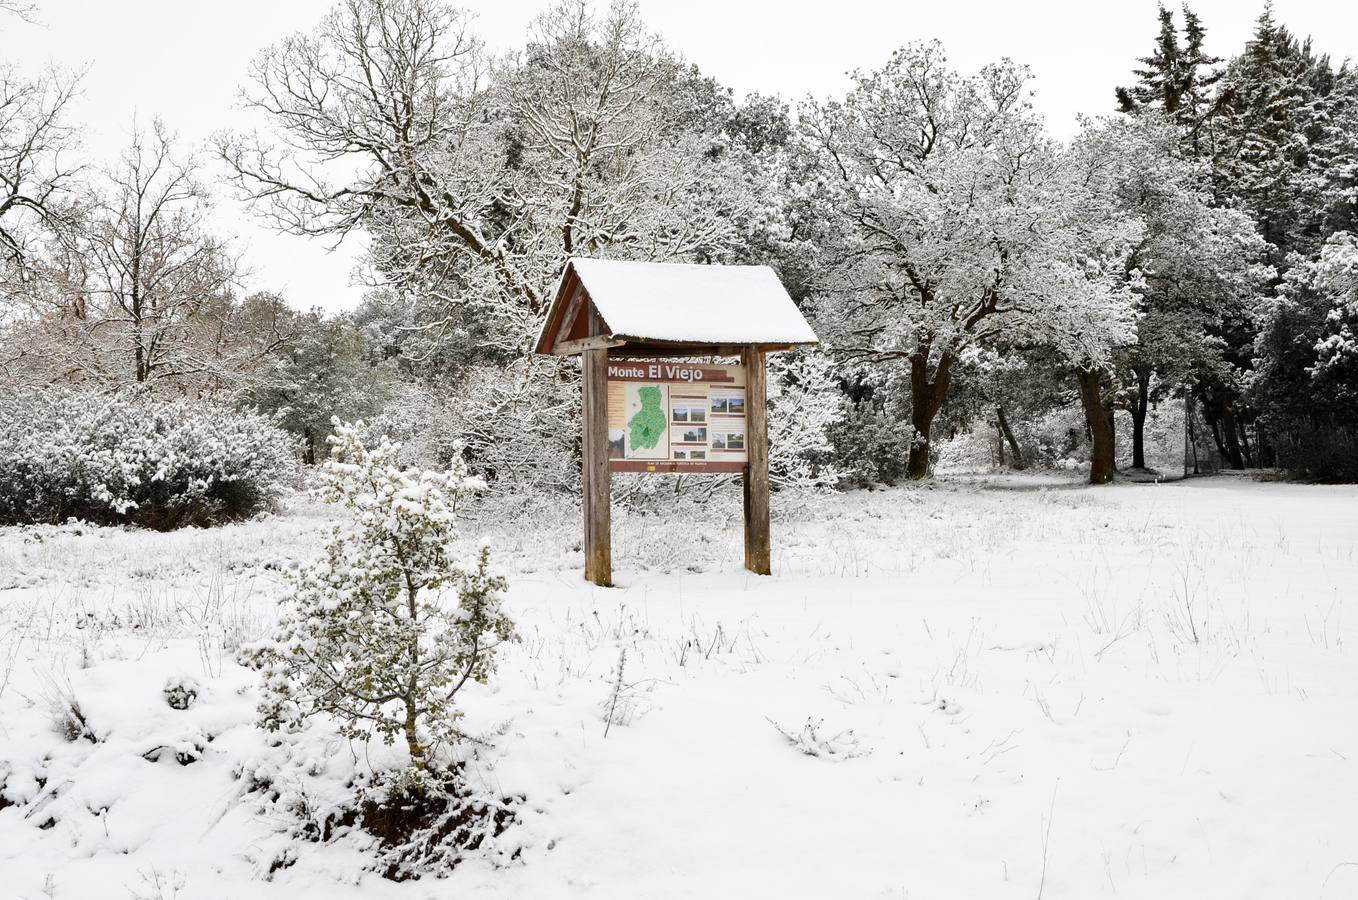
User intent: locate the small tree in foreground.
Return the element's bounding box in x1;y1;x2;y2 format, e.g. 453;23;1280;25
243;420;515;776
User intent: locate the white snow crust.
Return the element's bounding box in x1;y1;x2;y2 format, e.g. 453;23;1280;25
566;257;819;346
2;475;1356;898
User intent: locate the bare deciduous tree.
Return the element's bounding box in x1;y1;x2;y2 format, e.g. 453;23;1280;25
0;0;37;23
220;0;760;354
216;0;532;308
0;64;81;274
9;122;245;389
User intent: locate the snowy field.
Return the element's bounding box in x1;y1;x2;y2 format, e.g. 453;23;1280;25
2;474;1356;899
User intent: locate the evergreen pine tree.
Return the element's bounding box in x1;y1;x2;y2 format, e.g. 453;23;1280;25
1315;67;1358;238
1115;5;1224;151
1214;4;1332;259
1178;6;1224;150
1116;5;1183;114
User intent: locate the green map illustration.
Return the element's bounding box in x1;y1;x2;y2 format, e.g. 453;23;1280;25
628;385;667;451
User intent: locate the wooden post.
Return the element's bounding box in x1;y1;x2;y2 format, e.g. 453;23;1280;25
742;348;771;575
581;338;613;587
1183;392;1191;478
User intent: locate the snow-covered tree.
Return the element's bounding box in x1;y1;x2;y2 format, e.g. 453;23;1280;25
1253;232;1358;479
220;0;759;347
222;0;772;494
243;421;514;774
1074;116;1270;471
1115;4;1224;152
1213;7;1337;262
1317;70;1358;240
504;2;760;275
1175;7;1356;469
800;42;1140;480
245;309;391;463
1310;237;1358;404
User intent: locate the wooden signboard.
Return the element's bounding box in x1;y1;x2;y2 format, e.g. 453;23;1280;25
606;361;748;473
537;258;818;587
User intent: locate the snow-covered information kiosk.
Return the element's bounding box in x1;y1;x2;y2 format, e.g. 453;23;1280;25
536;258;819;586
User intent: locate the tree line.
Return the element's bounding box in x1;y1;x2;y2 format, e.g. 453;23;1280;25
1;0;1354;484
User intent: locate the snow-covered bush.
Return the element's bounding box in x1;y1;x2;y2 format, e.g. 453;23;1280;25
162;676;200;711
828;373;916;487
360;362;580;494
935;403;1092;474
242;421;515;776
0;389;297;530
452;361;581;493
767;350;845;489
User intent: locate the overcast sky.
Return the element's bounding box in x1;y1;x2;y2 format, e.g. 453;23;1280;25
4;0;1356;312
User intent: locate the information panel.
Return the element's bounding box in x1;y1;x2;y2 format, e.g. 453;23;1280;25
606;362;748;473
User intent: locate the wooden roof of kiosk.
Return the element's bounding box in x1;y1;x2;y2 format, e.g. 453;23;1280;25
535;258;819;357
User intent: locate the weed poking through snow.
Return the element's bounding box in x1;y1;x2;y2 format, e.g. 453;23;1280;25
767;717;867;760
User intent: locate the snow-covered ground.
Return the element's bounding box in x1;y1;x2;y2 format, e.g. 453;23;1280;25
2;474;1356;899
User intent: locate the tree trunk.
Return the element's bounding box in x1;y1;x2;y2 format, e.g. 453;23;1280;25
403;701;425;770
1207;408;1229;460
906;348;955;480
906;423;932;480
1131;370;1150;470
1218;398;1245;469
132;246;146;383
1107;405;1118;471
399;569;427;771
996;406;1025;470
1255;424;1273;467
1078;369;1116;485
1184;393;1199;476
1198;386;1245;470
1237;418;1254;468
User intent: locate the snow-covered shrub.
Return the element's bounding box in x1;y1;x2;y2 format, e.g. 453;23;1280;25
352;380;465;473
364;362;580;493
1006;404;1089;470
767;350;845;489
43;680;97;744
162;676;200;711
0;389;297;530
453;361;580;493
828;375;916;487
242;421;516;775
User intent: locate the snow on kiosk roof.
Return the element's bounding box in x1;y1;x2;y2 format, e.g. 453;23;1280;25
535;258;818;357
